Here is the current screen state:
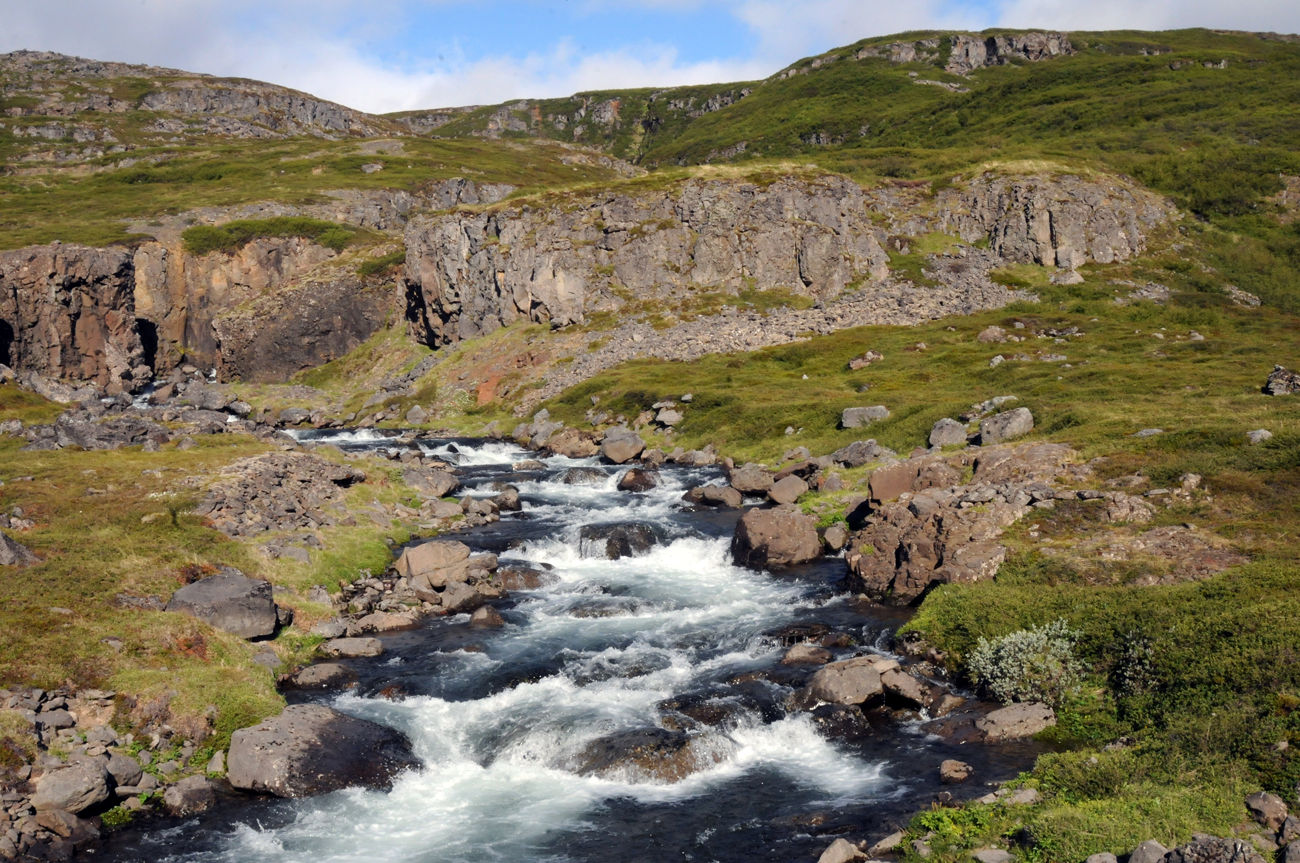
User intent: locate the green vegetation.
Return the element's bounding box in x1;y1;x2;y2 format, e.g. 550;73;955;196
181;216;355;256
356;247;406;278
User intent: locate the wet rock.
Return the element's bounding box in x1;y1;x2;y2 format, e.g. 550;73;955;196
782;643;832;665
557;467;608;485
512;459;547;471
402;467;460;498
1246;791;1289;831
600;429;646;464
323;637;383;658
842;406;890;428
31;762;111;814
228;704;419;797
165;569;280;639
541;427;600;458
579;522;661;559
930;418;968;447
572;728;717;783
817;837;866;863
975;702;1056;740
0;529;39;567
804;657;885;705
1265;365;1300;396
35;809;99;844
496;567;557;590
881;668;938;709
395;540;470;582
617;468;659;492
441;581;486;613
940;759;972;783
728;463;774;494
821;523;849;552
767;475;809;505
164;776;216;816
980;408;1034;444
683;485;744;508
731;506;820;569
469;606;504;628
285;663;358;690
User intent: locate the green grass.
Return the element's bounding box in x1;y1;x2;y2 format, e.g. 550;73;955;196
356;247;406;277
182;216;355;255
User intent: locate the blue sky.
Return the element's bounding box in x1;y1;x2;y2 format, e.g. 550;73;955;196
3;0;1298;113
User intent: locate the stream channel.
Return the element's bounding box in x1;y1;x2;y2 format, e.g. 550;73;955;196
103;430;1044;862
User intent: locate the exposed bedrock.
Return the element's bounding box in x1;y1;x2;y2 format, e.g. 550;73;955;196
0;243;146;392
403;175;892;347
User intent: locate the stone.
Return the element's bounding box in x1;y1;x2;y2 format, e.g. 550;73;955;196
972;850;1013;863
617;468;659;492
227;704;419;797
980;408;1034;444
881;668;937;709
831;439;893;468
165;569;279;639
572;728;716;784
0;530;38;567
977;326;1007;343
768;475;809;505
440;581;485;614
208;750;226;775
163;776;216;816
1247;429;1273;445
469;606;505;628
656;408;683;426
402;468;460;498
728;463;774;494
1265;365;1300;396
870;832;906;856
600;429;646;464
1085;854;1118;863
34;811;98;844
405;405;428;425
1165;838;1266;863
286;663;358;690
683;485;744;508
782;643;833;665
975;702;1056;740
821;523;850;552
848;350;885;370
278;407;311;425
806;657;884;705
353;611;419;633
930;418;968;447
842;406;890;428
558;467;608;485
940;759;973;783
395;540;471;581
323;637;383;658
579;523;661;559
818;838;866;863
106;752;143;788
541;427;600;458
310;618;346;638
31;763;111;814
1003;788;1043;805
1245;791;1288;831
731;507;822;569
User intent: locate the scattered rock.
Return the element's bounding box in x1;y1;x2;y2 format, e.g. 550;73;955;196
1129;841;1170;863
1165;838;1265;863
975;702;1056;740
323;637;383;658
193;452;365;537
617;468;659;492
1247;429;1273;445
286;663;359;690
940;759;973;784
541;427;600;458
731;506;821;568
684;485;744;508
579;523;661;559
0;529;38;567
767;475;809;505
1246;791;1289;831
469;606;505;628
978;326;1007;343
165;568;281;639
402;467;460;498
881;668;938;709
31;762;111;814
227;704;419;797
821;523;850;552
1085;854;1119;863
571;728;719;784
972;849;1014;863
1265;365;1300;396
782;643;833;665
804;657;885;705
600;429;646;464
831;439;894;467
930;417;969;447
842;406;890;428
35;809;99;844
558;467;608;485
728;463;775;494
848;350;884;370
980;408;1034;444
164;776;216;816
818;837;866;863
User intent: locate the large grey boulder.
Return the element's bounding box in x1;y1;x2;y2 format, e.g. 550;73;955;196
227;704;419;797
929;418;968;447
165;569;279;639
975;702;1056;740
728;463;774;494
732;506;821;569
806;657;884;705
402;467;460;498
841;406;890;429
980;408;1034;444
600;429;646;464
1245;791;1289;831
31;762;111;814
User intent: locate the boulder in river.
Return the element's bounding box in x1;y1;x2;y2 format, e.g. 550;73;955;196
285;663;358;690
802;657;885;706
164;776;216;816
541;427;600;458
165;568;280;639
402;467;460;498
572;728;719;783
599;429;645;464
731;506;821;569
617;468;659;492
557;467;608;485
227;704;420;797
728;463;774;494
579;523;661;559
683;485;743;508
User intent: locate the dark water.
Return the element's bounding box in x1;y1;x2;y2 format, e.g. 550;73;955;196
101;432;1044;863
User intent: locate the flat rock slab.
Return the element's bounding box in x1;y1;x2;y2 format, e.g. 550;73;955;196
324;637;383;657
975;702;1056;740
227;704;419;797
165;569;278;639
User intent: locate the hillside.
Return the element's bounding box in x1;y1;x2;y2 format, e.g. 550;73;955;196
1;28;1300;863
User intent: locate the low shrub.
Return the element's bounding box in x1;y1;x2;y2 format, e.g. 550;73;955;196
182;217;355;256
967;618;1084;707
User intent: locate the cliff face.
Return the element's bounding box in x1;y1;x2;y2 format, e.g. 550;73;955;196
0;243;146;392
403;175;891;347
935;174;1172;269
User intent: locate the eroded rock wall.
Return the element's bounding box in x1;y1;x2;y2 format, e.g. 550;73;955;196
403;175;892;347
0;243;146;392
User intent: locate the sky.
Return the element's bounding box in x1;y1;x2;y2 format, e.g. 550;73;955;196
2;0;1299;115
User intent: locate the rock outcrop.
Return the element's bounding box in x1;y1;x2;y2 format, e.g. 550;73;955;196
0;243;147;392
227;704;419;797
192;452;367;537
936;174;1172;269
946;33;1076;75
404;175;891;346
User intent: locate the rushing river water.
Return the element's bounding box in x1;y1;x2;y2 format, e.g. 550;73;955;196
102;431;1043;863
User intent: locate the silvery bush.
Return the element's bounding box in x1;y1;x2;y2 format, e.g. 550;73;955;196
967;618;1084;707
